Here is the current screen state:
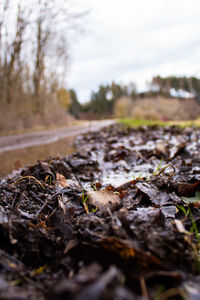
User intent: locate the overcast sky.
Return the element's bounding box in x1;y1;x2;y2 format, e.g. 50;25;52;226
67;0;200;103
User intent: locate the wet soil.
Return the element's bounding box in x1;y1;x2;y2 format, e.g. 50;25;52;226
0;124;200;299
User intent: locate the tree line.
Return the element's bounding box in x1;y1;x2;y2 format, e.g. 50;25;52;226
150;75;200;102
69;76;200;119
70;82;136;119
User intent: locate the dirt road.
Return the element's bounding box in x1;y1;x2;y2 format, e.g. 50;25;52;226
0;120;115;154
0;120;115;178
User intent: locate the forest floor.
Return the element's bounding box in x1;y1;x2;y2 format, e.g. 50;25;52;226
0;123;200;299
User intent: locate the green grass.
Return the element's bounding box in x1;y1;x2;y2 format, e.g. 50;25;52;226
82;188;98;214
119;118;200;128
177;204;200;273
119;118;167;127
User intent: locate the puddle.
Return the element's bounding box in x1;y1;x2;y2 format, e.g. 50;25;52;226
0;136;75;178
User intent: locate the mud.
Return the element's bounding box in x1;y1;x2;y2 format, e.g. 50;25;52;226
0;124;200;299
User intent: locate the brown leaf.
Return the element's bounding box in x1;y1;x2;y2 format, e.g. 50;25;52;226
177;181;199;196
87;189;120;210
56;173;67;188
56;173;79;189
98;236;163;267
99;237;135;259
58;195;66;215
154;142;168;157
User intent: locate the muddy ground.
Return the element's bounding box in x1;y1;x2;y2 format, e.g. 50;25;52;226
0;124;200;299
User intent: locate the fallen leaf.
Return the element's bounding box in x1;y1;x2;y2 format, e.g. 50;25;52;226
174;219;187;233
56;173;67;188
178;181;199;197
58;195;66;215
99;237;135;259
154;142;168;156
87;189;120;210
98;236;163;267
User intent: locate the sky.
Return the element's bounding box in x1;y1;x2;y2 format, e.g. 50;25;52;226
67;0;200;103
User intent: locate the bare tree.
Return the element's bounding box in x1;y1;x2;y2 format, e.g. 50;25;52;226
5;3;29;103
0;0;88;130
32;0;87;112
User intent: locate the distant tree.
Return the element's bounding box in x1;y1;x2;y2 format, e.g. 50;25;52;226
88;81;132;117
68;89;82;118
32;0;87;113
127;82;137;98
150;75;200;103
111;82;127;100
1;2;30;105
57;88;70;110
90;85;110;117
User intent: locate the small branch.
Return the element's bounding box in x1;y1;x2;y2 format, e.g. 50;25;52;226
140;277;149;300
153;164;175;178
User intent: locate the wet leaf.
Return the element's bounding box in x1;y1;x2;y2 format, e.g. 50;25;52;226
178;181;199;197
99;237;135;259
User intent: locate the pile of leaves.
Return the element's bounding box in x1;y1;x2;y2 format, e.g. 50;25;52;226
0;124;200;299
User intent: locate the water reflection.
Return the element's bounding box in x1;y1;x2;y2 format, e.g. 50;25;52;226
0;136;75;178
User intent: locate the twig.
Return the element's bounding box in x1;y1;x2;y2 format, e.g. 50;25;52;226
36;200;49;217
29;191;53;212
153;164;175;178
140;277;149;300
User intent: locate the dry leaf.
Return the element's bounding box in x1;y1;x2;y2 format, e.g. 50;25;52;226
87;189;120;210
174;219;186;233
155;142;167;156
58;195;66;215
56;173;67;188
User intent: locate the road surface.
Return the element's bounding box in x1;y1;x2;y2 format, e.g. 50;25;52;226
0;120;115;154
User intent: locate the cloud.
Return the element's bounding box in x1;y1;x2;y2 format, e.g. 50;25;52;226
68;0;200;102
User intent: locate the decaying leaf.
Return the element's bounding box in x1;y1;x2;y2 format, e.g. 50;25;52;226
154;142;168;156
56;172;67;187
178;181;199;197
99;237;135;259
87;189;120;210
58;195;66;215
174;219;187;233
98;236;163;268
